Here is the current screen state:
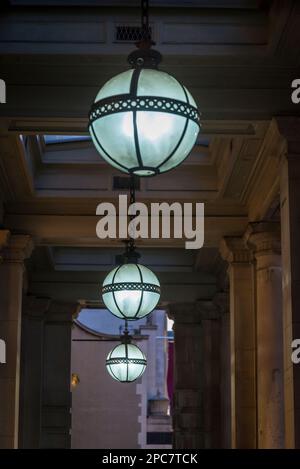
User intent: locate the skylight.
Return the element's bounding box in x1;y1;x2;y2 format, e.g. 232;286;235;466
44;135;91;145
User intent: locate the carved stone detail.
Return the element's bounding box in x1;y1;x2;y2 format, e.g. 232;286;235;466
244;221;281;256
1;235;33;264
219;236;253;264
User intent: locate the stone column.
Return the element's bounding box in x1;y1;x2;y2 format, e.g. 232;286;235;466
246;222;284;448
140;312;169;415
220;237;257;448
170;301;221;449
200;301;221;449
19;296;51;448
0;234;33;448
276;117;300;448
169;302;204;449
19;297;78;449
214;292;231;448
40;300;78;449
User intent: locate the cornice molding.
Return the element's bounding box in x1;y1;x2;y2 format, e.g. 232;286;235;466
244;119;285;222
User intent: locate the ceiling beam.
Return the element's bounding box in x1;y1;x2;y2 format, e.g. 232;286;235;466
4;212;248;247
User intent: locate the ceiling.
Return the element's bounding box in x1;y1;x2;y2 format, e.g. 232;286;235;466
7;1;267;8
0;0;294;303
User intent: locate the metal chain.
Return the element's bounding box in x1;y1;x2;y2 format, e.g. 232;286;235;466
129;174;136;208
128;175;136;252
124;318;129;334
141;0;151;41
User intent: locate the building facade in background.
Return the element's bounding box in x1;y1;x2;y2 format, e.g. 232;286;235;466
71;309;173;449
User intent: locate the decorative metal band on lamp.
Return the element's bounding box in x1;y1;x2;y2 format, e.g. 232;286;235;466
102;282;160;294
90;95;199;127
106;333;147;382
102;262;160;320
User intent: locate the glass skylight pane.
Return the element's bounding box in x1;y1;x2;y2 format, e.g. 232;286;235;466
44;135;91;144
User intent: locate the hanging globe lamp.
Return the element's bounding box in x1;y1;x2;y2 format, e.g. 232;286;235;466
89;1;200;176
106;332;147;383
102;261;160;321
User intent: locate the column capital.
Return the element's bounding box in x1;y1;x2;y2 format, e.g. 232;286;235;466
168;302;199;323
0;229;10;250
168;300;218;323
23;295;51;319
1;234;33;264
196;300;220;320
23;296;79;321
244;222;281;256
219;236;253;264
0;229;10;263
